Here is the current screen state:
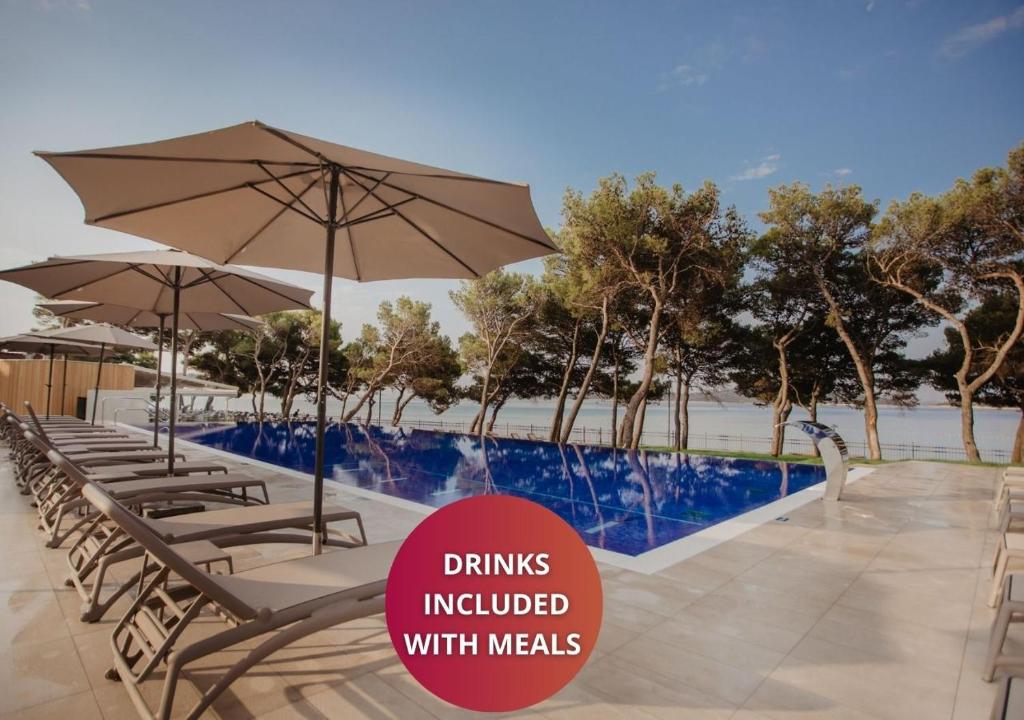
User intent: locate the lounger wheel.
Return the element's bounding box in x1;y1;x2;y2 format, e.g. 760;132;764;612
104;668;120;681
63;577;74;587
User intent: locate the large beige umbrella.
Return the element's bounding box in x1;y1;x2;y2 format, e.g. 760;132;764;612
38;300;263;445
0;333;102;418
35;323;156;424
1;250;313;470
35;121;557;551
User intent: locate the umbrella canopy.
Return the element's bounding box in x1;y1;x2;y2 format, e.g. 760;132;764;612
36;322;158;349
0;333;104;356
1;250;313;461
38;299;263;445
0;332;102;420
2;250;312;316
33;323;156;424
38;300;263;332
35;121;557;552
35;121;556;279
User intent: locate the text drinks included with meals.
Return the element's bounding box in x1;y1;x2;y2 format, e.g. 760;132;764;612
385;495;603;712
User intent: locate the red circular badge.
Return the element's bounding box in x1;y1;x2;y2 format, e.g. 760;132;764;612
385;495;603;712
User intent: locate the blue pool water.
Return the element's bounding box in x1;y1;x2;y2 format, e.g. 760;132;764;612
178;422;826;557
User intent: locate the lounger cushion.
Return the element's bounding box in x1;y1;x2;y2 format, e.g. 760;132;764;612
85;462;226;479
212;541;399;611
145;500;359;540
100;473;263;496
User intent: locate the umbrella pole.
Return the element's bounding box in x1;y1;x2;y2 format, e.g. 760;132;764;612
167;272;181;473
153;315;165;447
91;343;106;425
60;354;69;417
312;166;340;555
45;345;54;419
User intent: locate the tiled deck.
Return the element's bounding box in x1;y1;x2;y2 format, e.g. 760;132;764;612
0;449;1008;719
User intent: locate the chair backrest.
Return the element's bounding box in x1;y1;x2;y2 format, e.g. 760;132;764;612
21;403;51;443
22;430;59;462
50;449;258;620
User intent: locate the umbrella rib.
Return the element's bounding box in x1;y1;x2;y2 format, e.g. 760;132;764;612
337;172;390;223
251;122;525;188
256;162;323;221
194;268;252;315
246;183;324;225
36;151;318;166
342;170;480;278
337;177;361;281
226;272;313;309
224;175;321;265
40;264;138;300
342;166;523;187
346;167;555;252
337;198;416;229
90;167;315;224
253;123;324;161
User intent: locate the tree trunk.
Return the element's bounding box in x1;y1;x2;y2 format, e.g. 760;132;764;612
478;365;493;439
770;400;792;456
343;383;378;422
469;407;483;434
257;387;267;423
392;390;415;426
817;279;882;460
672;371;682;451
807;388;821;458
365;396;374;425
549;319;581;441
633;395;648;446
678;376;691;451
619;300;662;449
486;398;506;433
1013;408;1023;465
391;387;406;426
958;378;981;462
561;299;609;443
770;340;793;457
610;358;619;449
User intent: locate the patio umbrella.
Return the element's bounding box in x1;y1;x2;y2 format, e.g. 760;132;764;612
0;333;101;418
34;121;557;551
33;323;155;425
38;300;263;446
0;250;313;470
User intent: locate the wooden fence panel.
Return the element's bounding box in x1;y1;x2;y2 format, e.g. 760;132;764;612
0;359;135;417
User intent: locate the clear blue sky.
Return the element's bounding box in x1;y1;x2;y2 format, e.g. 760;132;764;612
0;0;1022;358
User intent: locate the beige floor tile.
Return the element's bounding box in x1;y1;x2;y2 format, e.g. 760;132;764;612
742;677;885;719
0;690;104;720
611;633;765;706
301;672;438;720
0;589;71;648
0;636;91;715
573;653;736;719
769;636;957;720
642;615;786;675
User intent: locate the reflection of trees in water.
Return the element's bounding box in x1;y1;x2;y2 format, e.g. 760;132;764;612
572;444;606;547
189;422;818;554
625;450;656;547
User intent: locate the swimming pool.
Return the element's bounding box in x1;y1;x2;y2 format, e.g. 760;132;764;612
178;422;826;557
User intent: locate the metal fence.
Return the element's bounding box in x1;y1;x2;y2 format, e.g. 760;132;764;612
397;417;1011;464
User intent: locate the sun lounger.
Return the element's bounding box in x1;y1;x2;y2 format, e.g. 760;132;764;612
81;481;396;720
11;419;219;499
48;449;367;622
20;431;267;547
991;674;1024;719
985;573;1024;681
990;531;1024;607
